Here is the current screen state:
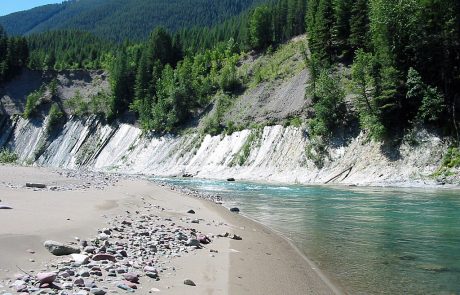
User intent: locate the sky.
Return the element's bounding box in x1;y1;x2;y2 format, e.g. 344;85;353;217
0;0;62;16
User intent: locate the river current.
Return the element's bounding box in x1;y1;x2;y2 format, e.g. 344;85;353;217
155;177;460;294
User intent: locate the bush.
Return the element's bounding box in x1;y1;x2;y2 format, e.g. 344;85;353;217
64;91;88;116
0;148;18;164
46;103;64;134
308;70;346;138
23;87;45;119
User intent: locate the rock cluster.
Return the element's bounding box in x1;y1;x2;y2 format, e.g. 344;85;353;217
1;197;242;294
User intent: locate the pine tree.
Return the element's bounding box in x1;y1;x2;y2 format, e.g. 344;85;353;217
310;0;335;63
249;6;273;50
348;0;370;52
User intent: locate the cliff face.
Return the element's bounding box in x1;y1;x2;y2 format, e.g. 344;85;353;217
0;114;453;186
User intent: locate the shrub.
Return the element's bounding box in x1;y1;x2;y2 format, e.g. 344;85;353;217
46;103;64;134
23;87;45;119
0;148;18;164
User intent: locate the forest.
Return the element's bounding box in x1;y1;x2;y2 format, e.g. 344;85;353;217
0;0;459;142
0;0;267;42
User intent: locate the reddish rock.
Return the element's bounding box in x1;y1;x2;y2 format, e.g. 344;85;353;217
36;272;56;284
123;280;138;289
123;273;139;283
197;234;211;244
92;253;116;262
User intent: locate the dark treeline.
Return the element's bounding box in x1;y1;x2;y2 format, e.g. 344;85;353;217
0;0;268;42
27;30;115;70
0;27;28;83
177;0;307;52
306;0;460;141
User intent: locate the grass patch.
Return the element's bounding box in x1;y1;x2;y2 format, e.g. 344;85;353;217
232;127;263;166
23;86;46;119
0;148;18;164
202;93;234;136
241;40;305;88
433;146;460;178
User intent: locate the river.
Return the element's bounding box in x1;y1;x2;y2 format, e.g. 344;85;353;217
155;177;460;294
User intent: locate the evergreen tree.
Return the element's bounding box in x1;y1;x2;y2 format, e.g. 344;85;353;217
249;6;273;50
348;0;370;51
309;0;335;63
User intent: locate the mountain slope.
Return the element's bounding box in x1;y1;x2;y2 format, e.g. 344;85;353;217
0;0;266;41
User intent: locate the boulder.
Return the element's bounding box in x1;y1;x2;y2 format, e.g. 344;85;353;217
227;178;235;182
230;207;240;213
44;240;80;256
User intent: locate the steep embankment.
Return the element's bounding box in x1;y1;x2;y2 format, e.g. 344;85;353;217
0;114;453;186
0;38;457;187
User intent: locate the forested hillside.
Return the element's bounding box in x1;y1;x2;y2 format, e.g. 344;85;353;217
0;0;267;42
1;0;459;151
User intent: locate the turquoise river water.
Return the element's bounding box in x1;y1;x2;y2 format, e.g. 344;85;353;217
155;178;460;294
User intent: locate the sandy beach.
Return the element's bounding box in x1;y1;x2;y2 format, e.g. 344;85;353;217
0;165;339;294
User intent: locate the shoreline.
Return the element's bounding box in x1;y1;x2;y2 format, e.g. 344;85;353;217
152;174;460;191
0;165;339;294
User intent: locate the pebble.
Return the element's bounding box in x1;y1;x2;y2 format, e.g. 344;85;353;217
90;288;106;295
2;180;221;295
184;279;196;286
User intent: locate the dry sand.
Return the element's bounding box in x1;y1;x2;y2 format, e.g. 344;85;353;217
0;165;340;294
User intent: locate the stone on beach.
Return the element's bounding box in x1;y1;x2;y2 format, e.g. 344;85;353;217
36;272;56;284
71;253;89;266
185;238;201;247
44;240;80;256
0;205;12;209
92;253;116;262
123;273;139;283
90;288;106;295
187;209;195;214
230;207;240;213
184;279;196;286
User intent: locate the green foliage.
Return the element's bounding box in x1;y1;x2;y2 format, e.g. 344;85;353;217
308;0;335;63
406;68;444;124
284;116;302;128
0;26;28;83
0;0;265;42
45;103;64;134
0;148;18;164
249;6;273;50
418;87;444;124
308;70;346;138
433;146;460;177
23;86;45;119
202;93;234;136
246;39;305;87
305;136;327;168
234;127;262;166
27;30;113;70
64;91;88;116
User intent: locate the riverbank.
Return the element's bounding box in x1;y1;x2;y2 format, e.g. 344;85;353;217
0;165;338;294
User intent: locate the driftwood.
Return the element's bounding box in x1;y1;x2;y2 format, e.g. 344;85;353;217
325;166;354;184
26;183;46;189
